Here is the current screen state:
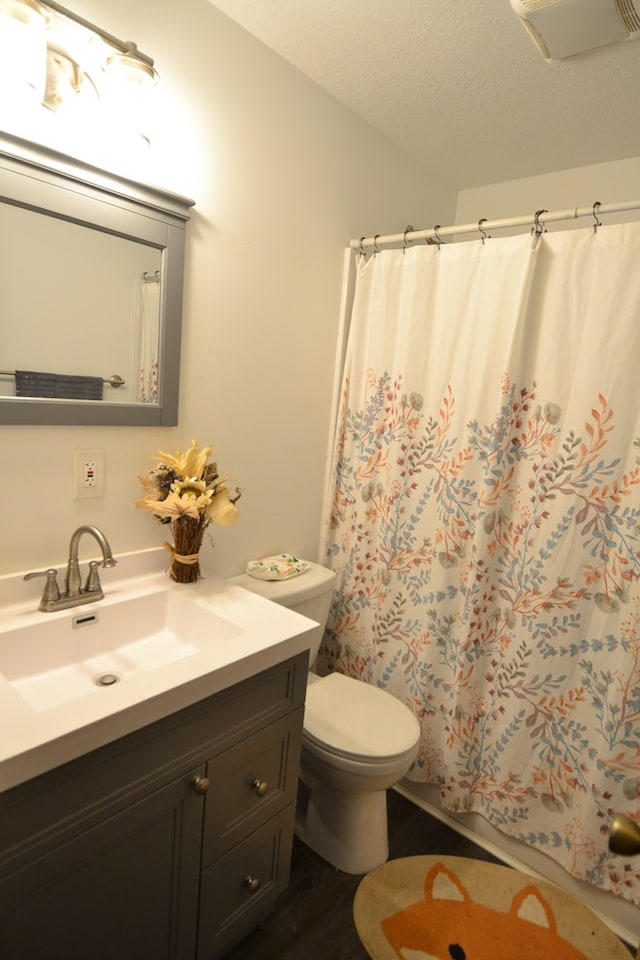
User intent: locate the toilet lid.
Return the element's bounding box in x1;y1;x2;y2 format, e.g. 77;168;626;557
304;673;420;760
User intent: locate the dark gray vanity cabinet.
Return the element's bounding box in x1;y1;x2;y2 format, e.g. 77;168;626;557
0;651;308;960
0;770;204;959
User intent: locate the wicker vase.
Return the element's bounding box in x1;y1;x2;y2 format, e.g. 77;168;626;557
168;515;207;583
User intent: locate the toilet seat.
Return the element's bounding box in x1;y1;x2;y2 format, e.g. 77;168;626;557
303;672;420;763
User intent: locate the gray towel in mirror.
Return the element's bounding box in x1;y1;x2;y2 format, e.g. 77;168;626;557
15;370;104;400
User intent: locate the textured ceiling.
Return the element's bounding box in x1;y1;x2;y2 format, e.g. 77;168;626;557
206;0;640;191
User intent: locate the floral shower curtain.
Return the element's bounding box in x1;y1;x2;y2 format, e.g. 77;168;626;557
322;224;640;903
137;276;160;403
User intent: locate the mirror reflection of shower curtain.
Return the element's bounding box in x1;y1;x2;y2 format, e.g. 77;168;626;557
137;277;160;403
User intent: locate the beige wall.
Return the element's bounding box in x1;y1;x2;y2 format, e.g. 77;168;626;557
0;0;456;577
456;155;640;231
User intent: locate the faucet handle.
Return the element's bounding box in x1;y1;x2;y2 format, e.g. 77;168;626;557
84;560;103;596
23;568;61;610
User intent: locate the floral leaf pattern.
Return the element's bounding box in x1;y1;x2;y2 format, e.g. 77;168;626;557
323;370;640;905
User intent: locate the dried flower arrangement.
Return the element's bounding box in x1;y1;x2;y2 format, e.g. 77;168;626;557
136;439;241;582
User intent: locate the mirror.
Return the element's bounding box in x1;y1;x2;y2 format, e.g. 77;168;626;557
0;132;194;426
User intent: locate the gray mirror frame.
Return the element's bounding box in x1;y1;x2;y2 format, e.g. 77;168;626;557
0;132;194;426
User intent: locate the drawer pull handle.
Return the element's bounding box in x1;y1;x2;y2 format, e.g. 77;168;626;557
251;777;269;798
191;775;210;795
244;874;262;894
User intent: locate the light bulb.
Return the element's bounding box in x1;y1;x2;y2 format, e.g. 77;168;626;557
102;53;157;143
0;0;49;106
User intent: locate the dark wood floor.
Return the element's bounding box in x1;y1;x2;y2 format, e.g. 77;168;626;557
222;788;503;960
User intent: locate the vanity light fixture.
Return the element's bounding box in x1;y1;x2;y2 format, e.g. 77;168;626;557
0;0;49;104
0;0;157;141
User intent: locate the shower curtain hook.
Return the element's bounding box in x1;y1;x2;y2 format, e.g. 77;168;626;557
592;201;602;233
373;235;381;256
433;225;443;248
403;225;414;254
532;209;548;238
478;219;490;244
359;236;367;258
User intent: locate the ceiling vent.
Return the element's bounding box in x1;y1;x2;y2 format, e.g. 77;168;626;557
511;0;640;60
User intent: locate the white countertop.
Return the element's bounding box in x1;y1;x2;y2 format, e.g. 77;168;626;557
0;549;316;793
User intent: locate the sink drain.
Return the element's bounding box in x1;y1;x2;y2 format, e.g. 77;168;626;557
94;672;122;687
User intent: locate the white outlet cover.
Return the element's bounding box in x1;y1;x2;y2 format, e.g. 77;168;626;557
73;449;105;498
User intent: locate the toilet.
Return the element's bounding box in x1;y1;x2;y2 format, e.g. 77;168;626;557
229;561;421;874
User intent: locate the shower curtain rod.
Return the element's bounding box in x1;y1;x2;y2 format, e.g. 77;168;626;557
350;199;640;252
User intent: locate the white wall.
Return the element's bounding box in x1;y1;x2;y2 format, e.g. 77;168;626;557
456;156;640;231
0;0;456;577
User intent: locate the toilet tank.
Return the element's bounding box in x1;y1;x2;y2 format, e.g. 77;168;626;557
228;562;337;665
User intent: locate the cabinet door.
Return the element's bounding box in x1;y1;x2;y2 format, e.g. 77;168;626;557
0;768;205;960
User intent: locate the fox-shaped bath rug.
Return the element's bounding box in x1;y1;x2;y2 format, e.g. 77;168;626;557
353;855;630;960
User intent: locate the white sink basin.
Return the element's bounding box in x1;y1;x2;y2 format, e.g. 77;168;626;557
0;588;243;711
0;549;318;794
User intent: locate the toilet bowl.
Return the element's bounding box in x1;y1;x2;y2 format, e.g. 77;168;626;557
228;561;421;874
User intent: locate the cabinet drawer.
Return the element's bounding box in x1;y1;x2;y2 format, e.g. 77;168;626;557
202;709;303;866
198;804;295;960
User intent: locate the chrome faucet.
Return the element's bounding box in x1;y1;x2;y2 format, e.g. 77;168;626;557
24;525;117;613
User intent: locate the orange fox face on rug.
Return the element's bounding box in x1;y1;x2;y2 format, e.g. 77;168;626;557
381;861;590;960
